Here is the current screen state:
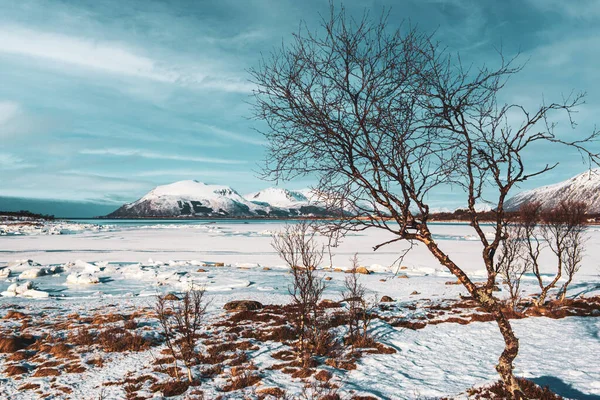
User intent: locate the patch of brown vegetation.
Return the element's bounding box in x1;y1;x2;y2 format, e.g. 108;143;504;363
46;343;74;359
18;383;40;391
314;369;332;382
150;380;191;397
0;335;36;353
257;386;286;398
291;368;314;378
325;358;357;371
4;310;28;319
32;367;61;377
7;350;34;362
92;313;126;325
98;327;153;352
467;378;563;399
222;370;262;392
86;357;104;368
64;363;86;373
4;364;29;376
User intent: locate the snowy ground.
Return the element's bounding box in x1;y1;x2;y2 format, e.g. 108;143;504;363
0;220;599;399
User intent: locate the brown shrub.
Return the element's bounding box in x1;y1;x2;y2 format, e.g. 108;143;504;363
151;380;190;397
69;327;95;347
325;358;357;370
201;364;223;378
18;383;40;391
47;343;74;359
98;327;152;352
314;370;332;382
0;335;36;353
257;386;286;398
86;357;104;368
64;363;86;373
4;310;28;319
222;370;262;392
271;350;296;361
467;378;563;399
291;368;314;378
33;368;61;377
92;313;125;325
7;350;33;362
4;364;29;376
228;352;248;367
38;360;61;368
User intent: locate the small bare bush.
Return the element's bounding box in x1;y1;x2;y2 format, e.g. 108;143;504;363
156;286;208;383
343;254;376;348
272;222;332;366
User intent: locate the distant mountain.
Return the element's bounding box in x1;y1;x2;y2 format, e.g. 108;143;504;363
0;196;117;218
505;169;600;213
243;187;332;217
106;181;334;218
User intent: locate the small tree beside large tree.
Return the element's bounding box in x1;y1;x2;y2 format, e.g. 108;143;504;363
251;5;598;398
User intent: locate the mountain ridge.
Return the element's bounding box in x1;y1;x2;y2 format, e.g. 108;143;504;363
106;181;332;218
505;168;600;213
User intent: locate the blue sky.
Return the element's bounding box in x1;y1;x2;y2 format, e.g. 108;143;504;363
1;0;599;214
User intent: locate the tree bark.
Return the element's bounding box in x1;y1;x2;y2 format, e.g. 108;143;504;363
422;235;525;399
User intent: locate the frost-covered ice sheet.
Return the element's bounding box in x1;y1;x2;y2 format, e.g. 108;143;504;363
0;221;599;399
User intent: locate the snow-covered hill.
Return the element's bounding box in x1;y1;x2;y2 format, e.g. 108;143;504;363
108;181;266;218
107;181;333;218
505;169;600;212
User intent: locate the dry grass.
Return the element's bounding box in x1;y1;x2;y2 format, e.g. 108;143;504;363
150;380;192;397
32;367;61;377
4;364;29;377
0;335;36;353
222;369;262;392
98;327;153;352
467;378;563;399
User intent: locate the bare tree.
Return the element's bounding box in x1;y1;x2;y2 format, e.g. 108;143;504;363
343;254;375;349
518;202;545;307
496;222;529;311
537;200;587;304
155;287;208;383
539;200;588;302
251;5;599;397
272;222;329;366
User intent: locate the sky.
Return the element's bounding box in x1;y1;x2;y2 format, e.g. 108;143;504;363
1;0;599;216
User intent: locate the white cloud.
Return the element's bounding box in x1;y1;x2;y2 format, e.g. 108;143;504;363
194;123;266;146
526;0;600;19
0;25;252;93
0;153;35;170
0;101;20;126
79;148;247;164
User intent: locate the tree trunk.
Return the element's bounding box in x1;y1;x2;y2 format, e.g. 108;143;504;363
481;292;525;399
557;277;573;302
535;271;561;307
422;235;525;399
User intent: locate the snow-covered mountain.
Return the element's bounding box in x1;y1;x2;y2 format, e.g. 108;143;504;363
108;181;266;218
242;187;331;217
505;169;600;212
107;181;332;218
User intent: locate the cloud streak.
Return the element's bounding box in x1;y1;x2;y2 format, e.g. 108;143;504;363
79;148;247;165
0;25;253;93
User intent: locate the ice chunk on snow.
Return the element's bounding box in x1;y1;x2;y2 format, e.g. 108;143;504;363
21;289;49;298
66;273;100;285
7;259;40;271
0;267;11;279
19;268;47;279
1;281;35;297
